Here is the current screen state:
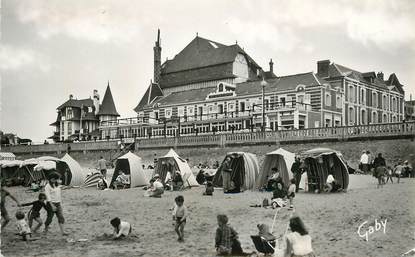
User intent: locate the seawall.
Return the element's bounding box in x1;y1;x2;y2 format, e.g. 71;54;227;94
10;138;415;169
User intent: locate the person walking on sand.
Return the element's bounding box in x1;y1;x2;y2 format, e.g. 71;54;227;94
285;216;315;257
394;160;404;184
44;173;68;235
221;157;233;193
1;184;21;228
385;166;394;184
172;195;188;242
360;151;369;173
98;156;107;179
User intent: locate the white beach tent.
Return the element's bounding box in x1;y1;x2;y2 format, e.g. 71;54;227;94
257;148;295;189
155;149;199;187
110;151;149;188
61;153;87;186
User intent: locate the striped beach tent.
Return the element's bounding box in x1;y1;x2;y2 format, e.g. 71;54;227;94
213;152;259;191
84;170;103;188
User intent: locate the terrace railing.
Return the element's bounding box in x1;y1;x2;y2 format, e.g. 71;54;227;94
134;121;415;149
2;122;414;153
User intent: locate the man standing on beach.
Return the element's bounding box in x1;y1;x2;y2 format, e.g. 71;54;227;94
291;157;302;193
98;156;107;179
221;157;232;193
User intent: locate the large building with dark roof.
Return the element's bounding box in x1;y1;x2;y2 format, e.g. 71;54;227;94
50;83;119;141
99;30;405;139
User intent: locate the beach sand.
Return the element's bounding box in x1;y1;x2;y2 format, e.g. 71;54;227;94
1;175;414;257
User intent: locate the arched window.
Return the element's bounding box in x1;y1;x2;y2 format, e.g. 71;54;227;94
372;112;377;124
349;107;355;125
361;109;366;125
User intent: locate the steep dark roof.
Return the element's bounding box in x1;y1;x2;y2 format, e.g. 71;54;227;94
134;83;164;112
330;63;390;90
97;84;119;116
157;87;216;106
57;98;94;110
159;36;261;88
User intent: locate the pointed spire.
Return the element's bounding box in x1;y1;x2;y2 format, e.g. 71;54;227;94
97;83;120;116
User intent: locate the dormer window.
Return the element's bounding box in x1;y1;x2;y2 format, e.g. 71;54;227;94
219;83;224;92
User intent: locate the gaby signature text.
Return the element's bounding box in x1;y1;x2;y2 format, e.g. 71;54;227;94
357;218;387;241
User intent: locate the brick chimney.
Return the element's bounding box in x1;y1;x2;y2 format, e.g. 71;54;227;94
153;29;162;84
317;60;330;78
377;72;384;81
269;58;274;74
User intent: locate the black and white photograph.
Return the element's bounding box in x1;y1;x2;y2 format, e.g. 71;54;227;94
0;0;414;256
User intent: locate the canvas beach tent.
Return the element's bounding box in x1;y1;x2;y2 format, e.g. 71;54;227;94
110;151;149;188
60;153;88;186
257;148;295;189
32;154;86;186
0;160;25;186
213;152;259;191
19;158;44;186
300;148;349;192
155;149;199;187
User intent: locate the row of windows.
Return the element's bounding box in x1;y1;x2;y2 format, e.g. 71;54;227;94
347;85;402;112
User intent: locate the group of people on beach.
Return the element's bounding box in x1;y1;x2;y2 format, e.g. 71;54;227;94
1;172;67;241
359;150;414;187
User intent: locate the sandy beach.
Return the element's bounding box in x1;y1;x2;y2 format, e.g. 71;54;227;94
1;174;414;257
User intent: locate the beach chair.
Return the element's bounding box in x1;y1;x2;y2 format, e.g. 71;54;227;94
250;235;275;255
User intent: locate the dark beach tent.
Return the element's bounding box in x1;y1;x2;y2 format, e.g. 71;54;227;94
300;148;349;192
0;160;25;186
155;149;199;187
257;148;295;189
213;152;259;191
110;151;149;188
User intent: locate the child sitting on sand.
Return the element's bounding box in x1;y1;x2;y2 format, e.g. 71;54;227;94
288;179;296;209
203;181;214;196
172;195;188;242
15;211;31;241
215;214;244;255
110;217;132;240
20;193;47;233
257;223;276;247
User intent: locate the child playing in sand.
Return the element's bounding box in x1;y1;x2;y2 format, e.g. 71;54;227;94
215;214;244;255
172;195;188;242
110;217;132;240
287;178;296;209
20;193;47;233
15;211;31;241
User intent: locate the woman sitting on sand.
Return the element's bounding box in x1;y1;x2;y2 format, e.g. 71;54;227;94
271;181;288;208
285;216;315;257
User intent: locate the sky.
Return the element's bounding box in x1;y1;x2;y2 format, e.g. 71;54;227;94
1;0;414;143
